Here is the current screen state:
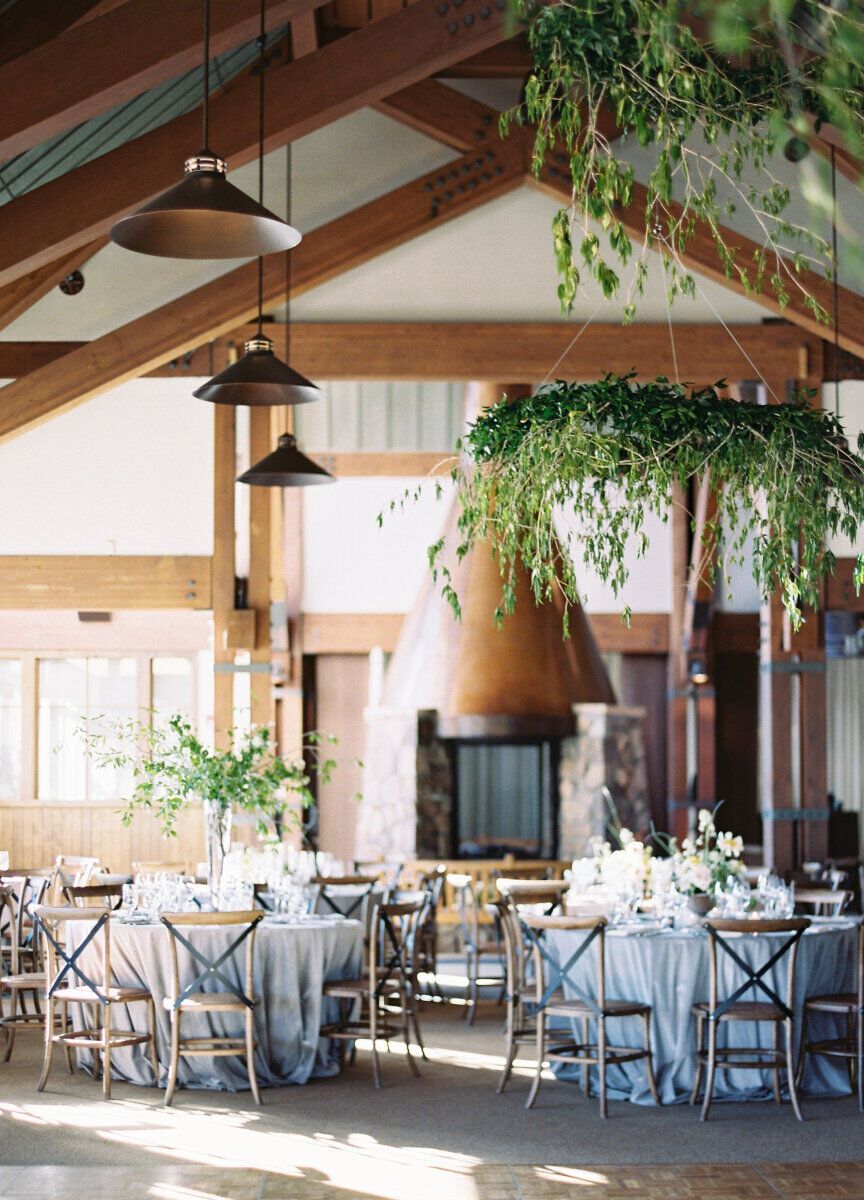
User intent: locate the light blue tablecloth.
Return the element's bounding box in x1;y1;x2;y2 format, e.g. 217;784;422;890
67;915;364;1092
544;919;859;1105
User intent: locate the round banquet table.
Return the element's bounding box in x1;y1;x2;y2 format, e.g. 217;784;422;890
66;914;364;1092
543;917;860;1106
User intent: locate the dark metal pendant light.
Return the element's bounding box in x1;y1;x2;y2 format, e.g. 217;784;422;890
238;432;334;487
110;0;300;259
194;3;321;407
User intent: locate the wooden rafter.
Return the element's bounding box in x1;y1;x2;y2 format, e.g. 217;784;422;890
0;1;108;68
0;0;320;164
0;0;508;290
0;146;522;442
0;321;817;386
0;240;103;335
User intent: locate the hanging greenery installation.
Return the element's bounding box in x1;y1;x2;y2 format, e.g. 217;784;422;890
433;376;864;630
504;0;864;320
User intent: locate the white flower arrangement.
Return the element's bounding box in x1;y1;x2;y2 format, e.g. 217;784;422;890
668;807;744;896
586;827;653;896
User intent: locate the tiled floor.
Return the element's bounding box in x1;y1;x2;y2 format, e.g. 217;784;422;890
0;1163;862;1199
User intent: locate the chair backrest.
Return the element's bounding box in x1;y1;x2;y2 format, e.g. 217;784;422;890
132;861;194;878
703;917;811;1020
161;910;263;1009
0;885;19;973
520;913;608;1013
496;879;568;915
33;904;112;1000
447;873;481;951
368;900;426;994
312;875;379;921
63;883;124;910
2;871;54;949
794;888;852;916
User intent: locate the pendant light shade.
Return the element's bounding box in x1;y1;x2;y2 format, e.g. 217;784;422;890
110;152;301;259
193;334;321;406
238;433;334;487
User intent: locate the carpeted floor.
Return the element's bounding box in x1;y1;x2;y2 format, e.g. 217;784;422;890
0;1006;861;1198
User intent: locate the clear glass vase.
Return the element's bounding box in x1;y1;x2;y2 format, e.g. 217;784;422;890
204;799;232;907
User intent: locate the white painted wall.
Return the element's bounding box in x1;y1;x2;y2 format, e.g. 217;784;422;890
302;476;676;614
0;378;212;555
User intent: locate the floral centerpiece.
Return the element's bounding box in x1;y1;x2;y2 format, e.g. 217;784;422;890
78;714;337;902
667;807;745;914
588;827;653;899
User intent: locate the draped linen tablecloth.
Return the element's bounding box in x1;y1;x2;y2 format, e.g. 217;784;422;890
66;915;363;1092
543;919;859;1106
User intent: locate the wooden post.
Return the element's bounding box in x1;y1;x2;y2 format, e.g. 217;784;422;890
758;349;828;871
212;405;236;750
248;407;275;732
666;482;691;841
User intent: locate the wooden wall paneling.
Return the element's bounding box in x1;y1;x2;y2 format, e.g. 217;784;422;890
0;556;212;609
618;654;668;834
714;651;761;847
19;653;36;803
666;483;690;841
825;557;864;611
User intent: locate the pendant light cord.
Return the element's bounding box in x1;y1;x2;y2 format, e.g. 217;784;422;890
831;143;840;418
256;0;267;338
202;0;211;150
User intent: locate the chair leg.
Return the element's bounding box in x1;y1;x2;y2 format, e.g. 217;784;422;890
466;951;477;1025
402;992;420;1078
526;1012;544;1109
370;996;382;1090
36;999;55;1093
795;1008;808;1087
164;1010;180;1107
772;1023;782;1104
856;1010;863;1112
700;1019;717;1122
580;1017;589;1097
497;1000;517;1094
246;1007;262;1106
642;1011;660;1106
147;999;159;1087
785;1018;804;1122
410;997;427;1062
598;1016;607;1119
102;1004;112;1100
690;1013;705;1106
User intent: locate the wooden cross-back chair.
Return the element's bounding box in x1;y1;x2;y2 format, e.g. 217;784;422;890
311;875;380;920
63;883;125;910
519;913;659;1119
691;917;810;1122
797;918;863;1111
321;899;426;1088
447;873;505;1024
161;910;263;1107
0;885;48;1062
0;870;54;971
794;888;853;916
34;905;158;1099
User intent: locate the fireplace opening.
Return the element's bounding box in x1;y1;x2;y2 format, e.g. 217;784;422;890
450;739;560;860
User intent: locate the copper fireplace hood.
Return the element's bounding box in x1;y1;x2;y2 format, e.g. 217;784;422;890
382;383;615;740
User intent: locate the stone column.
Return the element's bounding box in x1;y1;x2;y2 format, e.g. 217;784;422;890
354;707;419;862
558;704;651;858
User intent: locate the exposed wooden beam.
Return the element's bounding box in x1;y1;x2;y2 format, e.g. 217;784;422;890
375;78;500;153
0;148;522;442
0;556;212;609
0;321;815;384
0;0;509;290
530;165;864;361
0;240;103;335
0;1;108;68
290;10;319;57
825;557;864;612
212;406;236;747
320;451;455;476
303;610;669;655
0;0;316;164
435;34;531;78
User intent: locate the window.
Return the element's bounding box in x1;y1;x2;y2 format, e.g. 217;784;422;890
152;656;195;724
0;659;21;801
38;657;137;801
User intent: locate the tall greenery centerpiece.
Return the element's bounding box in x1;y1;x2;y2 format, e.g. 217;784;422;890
78;715;336;899
505;0;864;320
430;375;864;631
